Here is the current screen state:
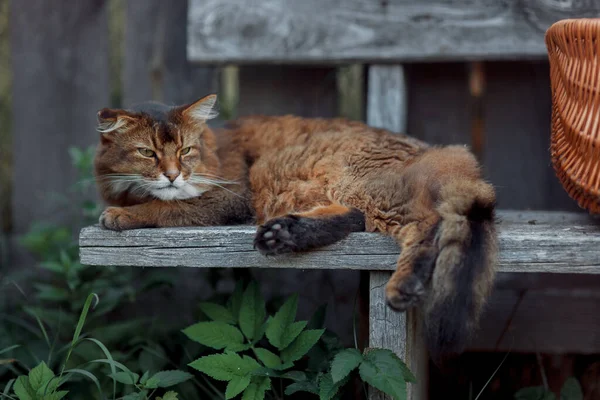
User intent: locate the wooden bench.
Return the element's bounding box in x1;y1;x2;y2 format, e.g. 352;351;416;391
79;1;600;399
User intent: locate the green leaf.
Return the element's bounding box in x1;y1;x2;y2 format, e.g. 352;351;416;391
157;391;179;400
561;378;583;400
281;371;307;382
143;377;160;389
189;353;260;381
285;381;319;396
242;376;271;400
253;348;282;369
39;261;65;273
28;361;55;392
226;375;252;399
307;304;328;330
182;321;245;351
515;387;555;400
331;348;363;383
149;370;194;388
47;391;68;400
108;371;139;385
229;281;245;322
265;294;303;350
33;284;70;302
359;349;408;400
281;329;325;363
239;281;266;341
13;376;35;400
140;371;150;385
200;302;236;324
319;372;350;400
62;293;98;372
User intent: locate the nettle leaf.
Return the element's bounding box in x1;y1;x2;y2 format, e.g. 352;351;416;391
226;375;252;399
359;349;408;400
182;321;245;351
199;302;236;324
331;348;363;383
189;353;261;381
239;281;266;341
28;361;55;393
561;378;583;400
281;329;325;363
285;381;319;396
319;372;350;400
139;371;150;385
242;376;271;400
149;370;194;388
47;390;68;400
265;294;305;350
254;348;282;369
13;376;35;400
108;371;140;385
157;391;179;400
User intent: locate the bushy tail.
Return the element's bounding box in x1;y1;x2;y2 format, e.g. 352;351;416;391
424;180;498;361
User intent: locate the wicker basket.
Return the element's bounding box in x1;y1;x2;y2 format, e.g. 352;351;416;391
546;19;600;213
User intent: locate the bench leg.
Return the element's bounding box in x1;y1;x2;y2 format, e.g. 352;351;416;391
369;271;428;400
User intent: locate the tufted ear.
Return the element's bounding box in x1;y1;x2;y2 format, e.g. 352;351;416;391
96;108;139;134
181;94;218;123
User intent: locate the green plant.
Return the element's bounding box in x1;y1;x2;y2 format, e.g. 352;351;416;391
514;377;584;400
183;281;416;400
2;293;191;400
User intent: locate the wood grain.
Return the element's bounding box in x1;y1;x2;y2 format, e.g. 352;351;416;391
80;210;600;274
124;0;216;106
187;0;600;64
10;0;109;234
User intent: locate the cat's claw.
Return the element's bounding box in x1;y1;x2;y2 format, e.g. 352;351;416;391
254;217;298;256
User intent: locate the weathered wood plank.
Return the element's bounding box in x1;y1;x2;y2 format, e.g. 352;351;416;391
367;65;427;400
483;61;581;211
187;0;600;64
124;0;216;106
79;211;600;274
10;0;109;234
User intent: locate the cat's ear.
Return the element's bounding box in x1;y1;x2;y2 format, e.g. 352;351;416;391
181;94;218;124
96;108;138;134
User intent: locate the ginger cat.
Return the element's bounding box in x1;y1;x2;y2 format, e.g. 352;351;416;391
94;94;498;359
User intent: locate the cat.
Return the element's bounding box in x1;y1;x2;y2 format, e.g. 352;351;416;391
94;94;498;360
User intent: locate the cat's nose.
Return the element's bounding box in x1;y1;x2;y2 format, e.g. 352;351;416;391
164;170;180;183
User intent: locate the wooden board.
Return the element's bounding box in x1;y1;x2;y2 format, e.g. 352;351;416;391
123;0;216;106
483;61;581;211
80;210;600;274
10;0;110;234
187;0;600;64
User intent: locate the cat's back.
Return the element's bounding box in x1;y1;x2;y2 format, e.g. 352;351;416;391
225;115;428;159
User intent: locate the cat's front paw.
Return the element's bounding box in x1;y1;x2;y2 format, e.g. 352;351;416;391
385;275;427;312
254;216;298;256
99;207;141;231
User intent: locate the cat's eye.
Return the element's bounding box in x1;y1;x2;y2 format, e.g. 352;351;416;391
180;147;192;155
138;148;155;158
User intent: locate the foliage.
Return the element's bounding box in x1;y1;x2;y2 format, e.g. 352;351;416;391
514;378;584;400
2;293;190;400
0;147;191;399
184;280;416;400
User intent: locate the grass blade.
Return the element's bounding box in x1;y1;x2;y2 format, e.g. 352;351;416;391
86;338;117;400
60;293;99;376
474;351;511;400
0;345;20;356
2;379;15;396
88;358;132;374
62;368;104;399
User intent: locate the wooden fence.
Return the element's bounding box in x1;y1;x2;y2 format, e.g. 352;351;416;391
3;0;600;358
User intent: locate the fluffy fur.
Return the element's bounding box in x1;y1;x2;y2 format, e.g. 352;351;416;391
94;95;498;359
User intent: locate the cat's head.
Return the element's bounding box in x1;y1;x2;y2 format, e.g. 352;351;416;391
94;94;223;203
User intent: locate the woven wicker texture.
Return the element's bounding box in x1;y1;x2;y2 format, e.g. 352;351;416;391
546;19;600;213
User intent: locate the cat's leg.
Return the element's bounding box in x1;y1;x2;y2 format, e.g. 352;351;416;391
384;216;439;312
254;204;365;256
99;189;252;230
